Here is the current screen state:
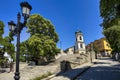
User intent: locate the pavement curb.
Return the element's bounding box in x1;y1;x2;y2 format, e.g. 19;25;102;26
43;63;94;80
42;59;99;80
42;74;56;80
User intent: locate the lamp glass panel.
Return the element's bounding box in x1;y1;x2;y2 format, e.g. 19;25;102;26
26;8;30;15
11;25;15;31
8;25;12;31
22;7;27;14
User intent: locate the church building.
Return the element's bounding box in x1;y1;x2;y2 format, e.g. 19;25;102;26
64;30;86;54
75;30;86;53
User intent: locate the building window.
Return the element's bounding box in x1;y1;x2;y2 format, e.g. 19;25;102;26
79;36;82;40
80;44;83;48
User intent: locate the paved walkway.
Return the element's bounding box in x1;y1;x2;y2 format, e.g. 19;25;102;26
0;63;59;80
49;60;97;80
76;57;120;80
0;59;97;80
49;57;120;80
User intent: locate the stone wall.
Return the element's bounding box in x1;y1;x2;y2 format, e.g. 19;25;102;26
59;51;96;72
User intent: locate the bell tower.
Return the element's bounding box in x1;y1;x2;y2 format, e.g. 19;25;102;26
75;30;86;53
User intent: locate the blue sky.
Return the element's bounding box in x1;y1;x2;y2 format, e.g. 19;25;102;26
0;0;103;50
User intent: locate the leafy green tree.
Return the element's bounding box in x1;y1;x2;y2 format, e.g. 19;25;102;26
0;20;4;38
100;0;120;29
27;34;59;60
103;25;120;52
0;20;4;47
0;20;5;65
0;20;15;62
20;14;60;64
100;0;120;53
3;36;15;61
19;41;28;62
27;14;59;42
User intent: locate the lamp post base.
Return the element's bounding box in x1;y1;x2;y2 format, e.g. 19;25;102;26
14;72;20;80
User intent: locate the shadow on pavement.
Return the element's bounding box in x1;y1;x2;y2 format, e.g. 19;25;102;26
93;62;111;64
53;58;120;80
0;69;6;73
54;65;90;80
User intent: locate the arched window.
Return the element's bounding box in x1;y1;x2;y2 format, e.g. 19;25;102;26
79;36;82;40
80;44;83;48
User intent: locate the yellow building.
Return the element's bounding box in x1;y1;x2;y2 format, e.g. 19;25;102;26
86;38;112;56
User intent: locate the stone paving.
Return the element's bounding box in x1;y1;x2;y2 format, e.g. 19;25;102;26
49;62;93;80
0;53;96;80
76;57;120;80
0;63;60;80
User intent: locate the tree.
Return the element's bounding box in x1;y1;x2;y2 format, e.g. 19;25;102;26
0;20;4;46
27;14;59;42
0;20;5;65
0;20;15;63
27;34;59;60
100;0;120;29
21;14;60;64
3;36;15;61
0;20;4;38
100;0;120;53
103;25;120;52
19;41;29;62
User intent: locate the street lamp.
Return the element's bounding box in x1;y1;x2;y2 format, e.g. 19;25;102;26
8;2;32;80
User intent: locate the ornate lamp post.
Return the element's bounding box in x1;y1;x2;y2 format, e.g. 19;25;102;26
8;2;32;80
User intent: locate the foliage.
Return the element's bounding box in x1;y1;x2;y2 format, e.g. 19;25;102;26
0;20;15;62
19;14;60;62
2;35;15;61
0;20;4;38
100;0;120;29
27;14;59;43
0;20;4;46
19;41;28;62
100;0;120;52
103;25;120;52
27;34;59;60
0;20;5;64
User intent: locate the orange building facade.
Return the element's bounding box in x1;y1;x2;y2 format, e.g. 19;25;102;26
86;38;112;56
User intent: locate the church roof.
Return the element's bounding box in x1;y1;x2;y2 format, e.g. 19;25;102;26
75;30;82;34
